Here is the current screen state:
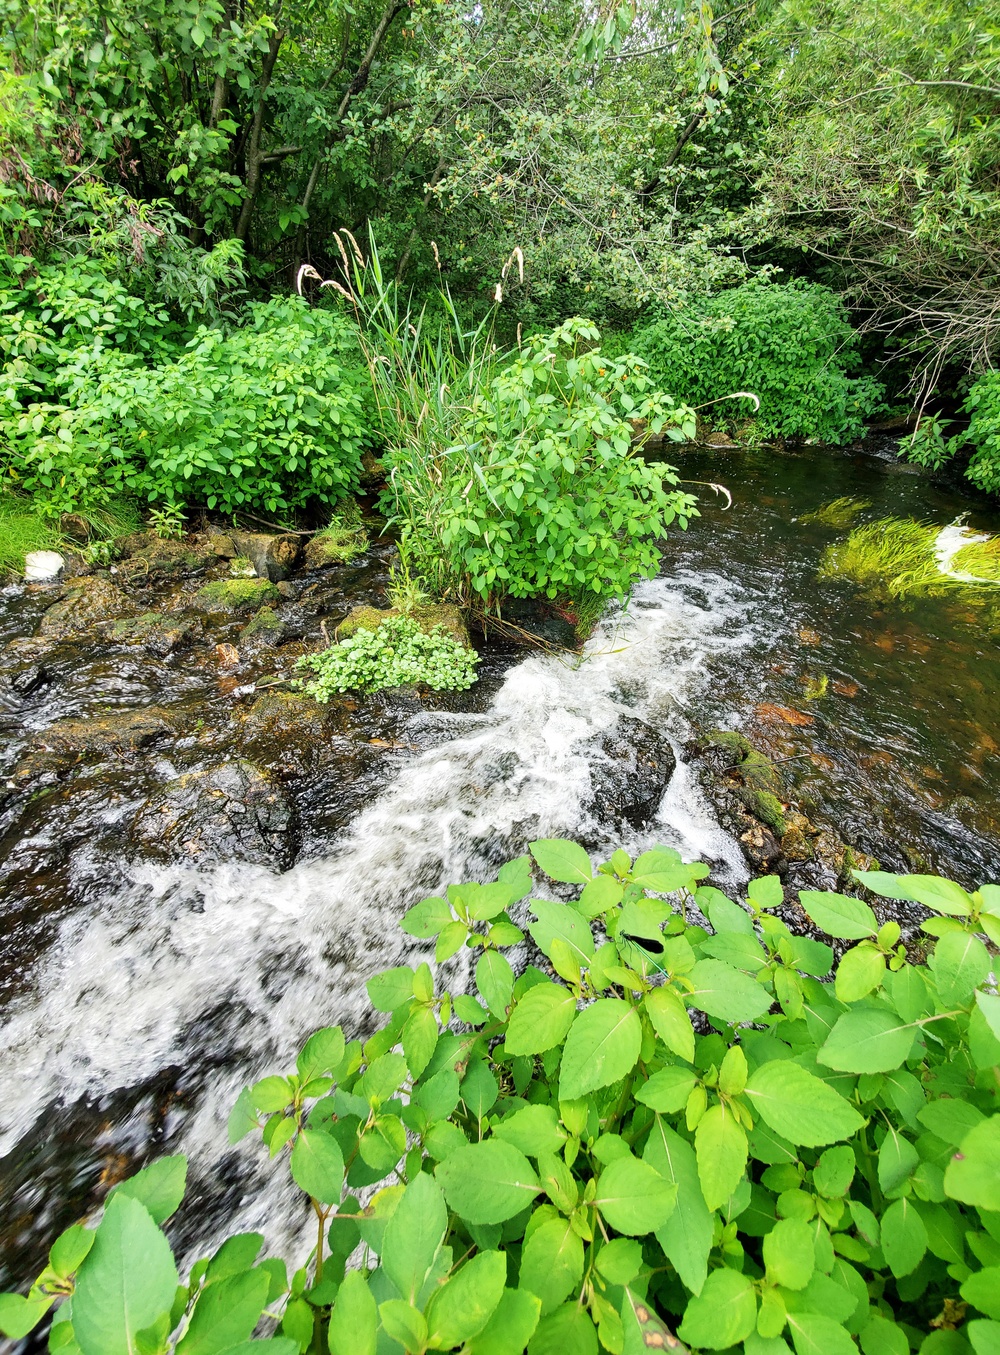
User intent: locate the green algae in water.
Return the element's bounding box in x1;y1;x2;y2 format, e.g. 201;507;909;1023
801;496;871;528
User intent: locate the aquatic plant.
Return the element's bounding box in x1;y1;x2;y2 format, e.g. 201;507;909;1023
298;616;478;696
821;516;1000;602
800;496;871;529
3;841;999;1355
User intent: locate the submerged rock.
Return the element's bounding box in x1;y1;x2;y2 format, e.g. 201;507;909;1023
14;706;178;784
239;606;285;649
106;612;204;656
38;577;132;639
587;715;677;831
192;578;281;614
130;760;296;869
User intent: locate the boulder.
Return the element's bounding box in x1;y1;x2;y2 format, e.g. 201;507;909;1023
14;706;177;783
130;760;296;869
105;612;204;656
230;532;302;582
119;535;216;579
239;607;285;649
337;603;471;648
586;715;677;831
192;578;281;614
38;577;132;639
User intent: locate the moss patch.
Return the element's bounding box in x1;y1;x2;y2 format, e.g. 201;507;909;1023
240;606;285;645
703;729;788;834
193;578;280;614
337;603;470;648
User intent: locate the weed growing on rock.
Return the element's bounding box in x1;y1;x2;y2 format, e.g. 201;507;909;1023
298;616;478;696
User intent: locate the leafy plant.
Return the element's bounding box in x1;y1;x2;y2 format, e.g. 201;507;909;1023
297;616;479;697
910;375;1000;499
149;504;186;540
4;840;1000;1355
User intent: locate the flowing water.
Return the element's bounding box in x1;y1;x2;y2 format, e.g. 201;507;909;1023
0;440;998;1311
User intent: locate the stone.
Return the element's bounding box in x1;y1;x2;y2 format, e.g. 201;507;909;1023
120;536;216;578
337;603;471;648
24;551;65;583
192;578;281;614
239;607;285;648
59;512;91;542
14;706;177;783
106;612;203;656
130;760;296;869
230;532;302;582
586;715;677;831
38;577;132;638
9;664;50;698
303;524;368;569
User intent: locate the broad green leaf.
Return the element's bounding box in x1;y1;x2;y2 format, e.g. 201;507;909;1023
518;1217;584;1315
492;1104;567;1158
631;851;696;893
786;1313;856;1355
402;1005;438;1079
559;998;642;1100
381;1174;448;1306
379;1301;427;1353
961;1268;1000;1321
764;1218;815;1290
818;1009;914;1074
366;967;415;1013
467;1289;541;1355
918;1099;984;1146
359;1114;407;1173
700;933;769;973
297;1027;346;1082
328;1269;376;1355
945;1117;1000;1211
881;1198;927;1278
799;891;877;940
359;1053;407;1106
895;875;974;916
528;901;595;966
204;1233;264;1284
860;1315;910;1355
835;944;886;1002
227;1088;258;1145
749;875;784;908
477;950;515;1017
695;1103;748;1211
595;1239;643;1286
813;1146;855;1199
436;920;469;962
436;1141;540;1223
426;1251;506;1349
745;1060;864;1146
976;992;1000;1042
702;889;755;935
931;931;991;1005
687;960;773;1023
678;1267;757;1349
250;1076;291;1113
636;1065;697;1113
645;987;695;1062
594;1154;678;1235
877;1123;918;1193
72;1194;178;1355
111;1157;187;1227
529;838;593;883
966;1323;1000;1355
49;1223;96;1278
177;1270;270;1355
578;875;624;917
0;1294;53;1340
290;1128;344;1204
464;882;519;921
644;1117;713;1296
527;1302;598;1355
460;1059;499;1120
505;982;577;1055
402;896;453;938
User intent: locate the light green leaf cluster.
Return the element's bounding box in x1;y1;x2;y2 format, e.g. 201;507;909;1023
297;616;479;697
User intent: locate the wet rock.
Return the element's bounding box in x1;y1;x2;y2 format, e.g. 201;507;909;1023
237;692;340;772
14;707;177;783
105;612;203;656
38;577;132;639
494;597;579;650
24;551;66;583
587;716;677;831
9;664;49;698
192;578;281;614
276;581;297;600
739;820;785;871
119;536;217;579
130;760;296;869
239;607;285;649
338;603;471;649
780;811;816;862
230;532;302;583
303;524;369;569
205;531;237;559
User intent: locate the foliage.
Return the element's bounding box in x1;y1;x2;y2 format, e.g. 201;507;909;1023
149;505;187;540
962;375;1000;496
2;297;371;516
298;615;478;696
0;493;62;577
4;840;1000;1355
630;281;885;445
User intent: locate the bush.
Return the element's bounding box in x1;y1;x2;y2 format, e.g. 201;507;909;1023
910;373;1000;498
631;281;885;444
4;841;1000;1355
298;616;479;696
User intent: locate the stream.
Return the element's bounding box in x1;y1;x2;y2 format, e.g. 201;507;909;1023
0;439;998;1321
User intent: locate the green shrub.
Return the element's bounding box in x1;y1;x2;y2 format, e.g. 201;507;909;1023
631;281;885;444
298;616;478;696
911;374;1000;497
4;841;1000;1355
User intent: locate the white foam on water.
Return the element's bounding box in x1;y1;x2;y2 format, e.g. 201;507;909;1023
933;517;996;583
0;571;752;1257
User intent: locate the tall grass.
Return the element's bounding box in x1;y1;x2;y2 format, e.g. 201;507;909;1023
0;496;62;579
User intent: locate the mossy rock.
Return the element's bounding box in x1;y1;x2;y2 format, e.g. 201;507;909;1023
108;612;203;655
39;577;133;638
193;578;281;614
703;728;787;835
337;603;470;648
304;528;368;568
239;606;285;646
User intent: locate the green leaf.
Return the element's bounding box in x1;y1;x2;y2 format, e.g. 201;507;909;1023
367;966;415;1013
528;901;595;967
894;875;974;916
49;1223;96;1278
687;960;773;1023
402;1005;439;1079
559;998;642;1100
695;1102;748;1211
72;1194;178;1355
786;1313;856;1355
878;1123;918;1193
860;1314;910;1355
745;1060;865;1146
594;1153;678;1235
917;1099;984;1146
290;1128;344;1204
492;1104;567;1157
328;1269;376;1355
381;1174;448;1306
477;950;514;1017
678;1267;757;1350
436;920;469;962
467;1289;541;1355
425;1251;507;1349
529;838;593;883
518;1217;584;1315
813;1146;855;1199
111;1157;187;1227
436;1141;540;1223
764;1218;815;1290
204;1234;264;1284
799;891;877;940
402;896;453;938
975;992;1000;1042
880;1198;927;1277
966;1322;1000;1355
227;1088;258;1145
931;931;991;1005
379;1301;427;1353
527;1302;598;1355
297;1027;346;1082
945;1117;1000;1211
835;945;886;1002
506;982;577;1055
749;876;784;909
177;1270;270;1355
644;1117;713;1296
961;1268;1000;1320
578;875;624;917
644;987;695;1062
636;1065;697;1113
0;1294;53;1340
818;1010;914;1074
595;1239;643;1286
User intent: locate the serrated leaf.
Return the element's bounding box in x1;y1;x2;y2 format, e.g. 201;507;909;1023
881;1198;927;1278
687;960;773;1023
835;945;886;1002
519;1217;584;1315
467;1289;541;1355
745;1060;865;1146
594;1153;677;1235
677;1267;757;1349
506;982;577;1055
695;1102;748;1211
643;1117;713;1296
328;1269;376;1355
799;891;877;940
945;1116;1000;1211
645;987;695;1062
425;1251;506;1349
559;998;641;1100
436;1141;540;1223
492;1104;567;1157
529;838;593;883
818;1009;914;1073
176;1269;270;1355
290;1128;344;1204
764;1217;815;1290
528;901;595;966
477;950;514;1017
381;1173;448;1306
931;931;991;1005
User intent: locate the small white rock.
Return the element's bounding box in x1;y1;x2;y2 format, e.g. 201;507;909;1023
24;551;66;583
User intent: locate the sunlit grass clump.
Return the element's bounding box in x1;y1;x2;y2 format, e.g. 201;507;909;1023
801;495;871;528
820;515;1000;604
0;496;62;579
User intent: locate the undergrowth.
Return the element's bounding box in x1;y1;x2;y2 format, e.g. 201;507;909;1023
0;495;62;577
298;615;478;696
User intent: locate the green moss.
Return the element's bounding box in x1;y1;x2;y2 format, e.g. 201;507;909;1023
194;578;280;613
306;501;370;566
229;556;257;578
704;729;787;834
338;603;470;647
240;606;284;644
801;496;871;528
